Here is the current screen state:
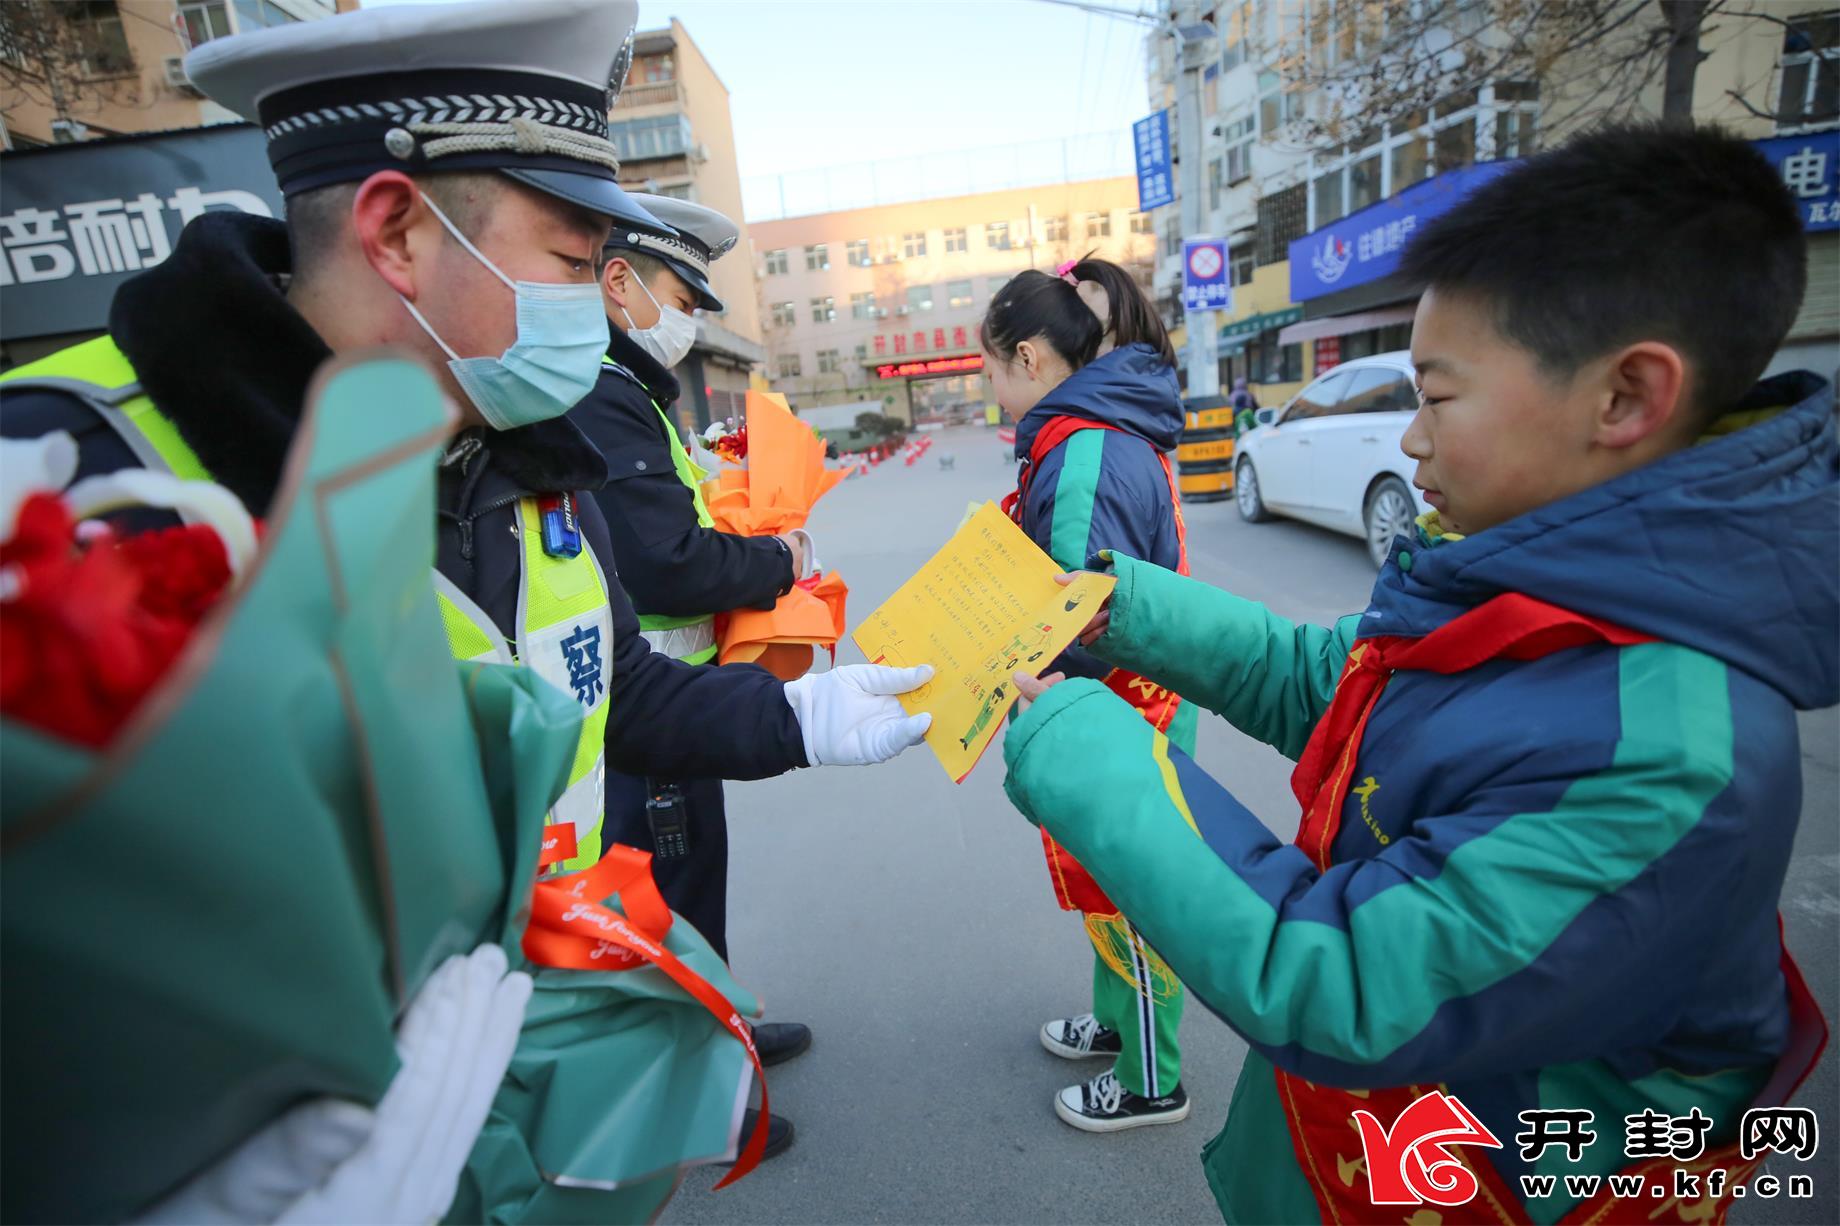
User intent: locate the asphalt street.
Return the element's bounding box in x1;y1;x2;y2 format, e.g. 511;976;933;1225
664;424;1839;1226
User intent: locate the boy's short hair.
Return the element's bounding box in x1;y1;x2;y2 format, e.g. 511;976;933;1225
1399;123;1807;419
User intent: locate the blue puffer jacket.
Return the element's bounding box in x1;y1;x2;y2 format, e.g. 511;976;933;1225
1014;342;1184;681
1004;371;1837;1223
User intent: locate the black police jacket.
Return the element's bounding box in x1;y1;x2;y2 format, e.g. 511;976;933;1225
0;212;807;780
571;327;793;617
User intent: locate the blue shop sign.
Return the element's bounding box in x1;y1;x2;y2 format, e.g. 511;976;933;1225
1289;160;1514;303
1755;134;1840;232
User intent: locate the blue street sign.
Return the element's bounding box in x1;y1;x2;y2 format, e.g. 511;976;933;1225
1133;110;1174;211
1182;237;1231;313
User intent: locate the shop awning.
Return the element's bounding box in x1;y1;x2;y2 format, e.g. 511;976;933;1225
1277;303;1416;347
1219;305;1303;342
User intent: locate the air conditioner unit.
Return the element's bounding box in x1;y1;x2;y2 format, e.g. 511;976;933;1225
895;306;909;317
162;56;193;90
691;142;710;164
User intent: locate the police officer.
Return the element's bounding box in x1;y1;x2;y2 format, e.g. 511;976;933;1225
0;0;930;1201
572;196;813;1147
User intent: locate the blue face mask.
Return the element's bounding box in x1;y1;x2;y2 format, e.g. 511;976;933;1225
399;193;609;431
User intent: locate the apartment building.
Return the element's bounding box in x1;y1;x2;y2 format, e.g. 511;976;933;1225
1145;0;1838;402
609;19;763;429
748;178;1155;423
0;0;343;148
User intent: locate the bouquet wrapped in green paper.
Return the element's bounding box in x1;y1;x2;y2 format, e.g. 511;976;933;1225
1;354;754;1224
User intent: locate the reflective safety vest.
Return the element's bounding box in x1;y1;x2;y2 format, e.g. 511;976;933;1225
603;359;718;665
1;335;614;873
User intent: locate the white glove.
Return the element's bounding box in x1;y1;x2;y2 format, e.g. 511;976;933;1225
788;528;819;579
784;663;933;766
139;945;532;1225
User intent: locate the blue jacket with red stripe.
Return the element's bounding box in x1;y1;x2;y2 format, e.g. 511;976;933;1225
1002;372;1837;1222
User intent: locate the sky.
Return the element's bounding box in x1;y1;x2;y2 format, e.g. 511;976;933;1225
371;0;1156;209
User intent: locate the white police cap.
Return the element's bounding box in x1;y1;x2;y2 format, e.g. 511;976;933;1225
184;0;661;230
605;194;740;312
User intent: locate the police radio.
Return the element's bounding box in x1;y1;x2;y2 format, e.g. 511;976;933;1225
645;780;691;861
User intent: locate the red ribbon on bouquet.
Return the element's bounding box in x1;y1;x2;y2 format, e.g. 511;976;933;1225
522;844;769;1187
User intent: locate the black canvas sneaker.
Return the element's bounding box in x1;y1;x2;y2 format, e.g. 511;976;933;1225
1040;1012;1123;1060
1054;1069;1190;1132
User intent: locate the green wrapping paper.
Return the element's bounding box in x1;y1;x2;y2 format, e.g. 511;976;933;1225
1;354;756;1224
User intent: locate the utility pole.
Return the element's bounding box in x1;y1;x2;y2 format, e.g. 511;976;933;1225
1172;3;1219;398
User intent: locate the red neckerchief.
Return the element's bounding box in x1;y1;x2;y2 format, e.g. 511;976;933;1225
1276;590;1827;1225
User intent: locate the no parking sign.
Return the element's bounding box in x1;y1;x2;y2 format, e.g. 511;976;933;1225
1182;237;1231;313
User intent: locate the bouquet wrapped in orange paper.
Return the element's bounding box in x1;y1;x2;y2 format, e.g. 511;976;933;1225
702;391;849;680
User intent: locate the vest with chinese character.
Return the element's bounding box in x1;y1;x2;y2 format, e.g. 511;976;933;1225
602;359;718;665
1;335;613;873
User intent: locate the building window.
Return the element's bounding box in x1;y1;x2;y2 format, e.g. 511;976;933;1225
953;325;968;348
817;348;841;374
764;249;789;275
986;274;1010;298
850;291;877;320
805;244;829;271
810;296;836;323
1348;151;1382;212
1129;212;1152;234
874;335;887;355
906;284;934;313
1084;211;1112;238
912;330;926;351
1209;158;1225;212
607;113;694;161
902;231;927;258
986;222;1011;250
771;301;796;328
946;279;974;309
1493;109;1538;160
60;0;133;75
1776;11;1839;130
1257;70;1300;137
1313;173;1344;227
1231;247;1255;287
777;353;802;378
178;1;233;49
933;327;946;350
893;333;907;354
846;239;871;266
1390;132;1431;191
1044;215;1069;241
1432;116;1476;174
232;0;300;31
944;227;968;253
854;343;869;363
1224;115;1255;184
1255;182;1306;266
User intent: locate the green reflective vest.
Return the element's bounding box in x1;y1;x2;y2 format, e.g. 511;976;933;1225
604;359;719;665
1;336;613;872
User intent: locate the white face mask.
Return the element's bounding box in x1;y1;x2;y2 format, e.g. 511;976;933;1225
621;272;698;369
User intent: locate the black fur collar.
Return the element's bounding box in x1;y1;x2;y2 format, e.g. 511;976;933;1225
110;212;608;513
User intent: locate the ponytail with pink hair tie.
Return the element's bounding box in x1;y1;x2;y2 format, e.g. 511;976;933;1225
1055;259;1080;287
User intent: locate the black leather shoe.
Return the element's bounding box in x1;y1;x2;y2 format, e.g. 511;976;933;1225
750;1020;812;1067
727;1109;794;1164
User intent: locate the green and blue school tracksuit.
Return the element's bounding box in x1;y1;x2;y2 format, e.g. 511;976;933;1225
1014;342;1196;1099
1004;373;1837;1220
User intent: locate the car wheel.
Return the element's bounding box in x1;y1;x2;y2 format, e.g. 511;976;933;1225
1236;459;1270;523
1364;476;1416;569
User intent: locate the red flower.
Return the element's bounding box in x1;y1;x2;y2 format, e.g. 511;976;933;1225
1;494;235;747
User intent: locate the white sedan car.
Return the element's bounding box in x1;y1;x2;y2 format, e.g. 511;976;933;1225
1233;351;1430;568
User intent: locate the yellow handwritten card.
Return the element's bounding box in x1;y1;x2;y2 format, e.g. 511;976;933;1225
852;502;1116;782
